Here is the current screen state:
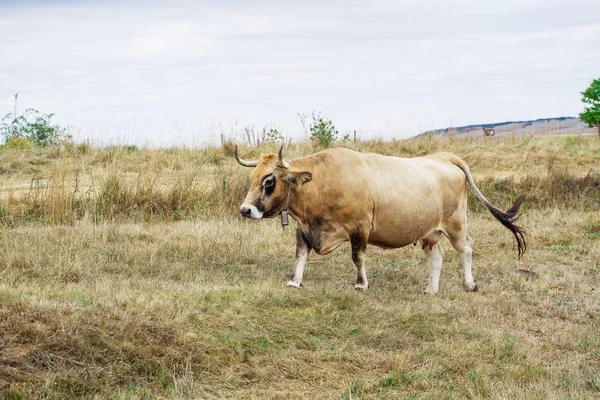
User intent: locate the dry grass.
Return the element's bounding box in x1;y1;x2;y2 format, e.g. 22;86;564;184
0;135;598;226
0;135;599;399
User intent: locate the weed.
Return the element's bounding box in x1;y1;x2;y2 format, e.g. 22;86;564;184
551;244;576;253
300;111;338;147
586;373;600;392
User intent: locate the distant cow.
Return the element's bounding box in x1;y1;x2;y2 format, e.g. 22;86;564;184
235;146;525;294
483;128;496;136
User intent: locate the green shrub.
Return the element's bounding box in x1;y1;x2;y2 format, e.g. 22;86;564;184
1;106;70;148
300;112;338;147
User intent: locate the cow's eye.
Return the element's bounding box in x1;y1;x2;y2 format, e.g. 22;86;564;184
263;177;275;195
264;177;275;188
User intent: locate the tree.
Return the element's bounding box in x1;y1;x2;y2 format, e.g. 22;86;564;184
579;78;600;137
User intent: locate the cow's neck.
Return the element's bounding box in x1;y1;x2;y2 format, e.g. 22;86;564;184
287;186;305;223
285;157;318;226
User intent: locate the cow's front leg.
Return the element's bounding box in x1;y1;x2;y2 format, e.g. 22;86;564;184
287;228;311;289
351;234;368;290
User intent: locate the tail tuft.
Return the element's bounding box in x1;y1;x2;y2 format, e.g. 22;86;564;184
484;196;526;258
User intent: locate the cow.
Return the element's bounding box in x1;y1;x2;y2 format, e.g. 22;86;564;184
235;145;525;294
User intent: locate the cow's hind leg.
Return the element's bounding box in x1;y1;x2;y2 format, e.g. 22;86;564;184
351;233;368;290
447;230;477;292
423;241;444;294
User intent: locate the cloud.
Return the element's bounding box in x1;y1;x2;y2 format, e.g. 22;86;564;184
0;0;599;146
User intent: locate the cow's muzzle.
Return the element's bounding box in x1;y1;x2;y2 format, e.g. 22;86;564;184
240;204;263;219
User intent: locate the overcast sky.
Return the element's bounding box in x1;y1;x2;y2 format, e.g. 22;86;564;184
1;0;599;146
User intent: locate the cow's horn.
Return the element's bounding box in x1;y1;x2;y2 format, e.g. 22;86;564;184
234;145;258;167
278;145;290;169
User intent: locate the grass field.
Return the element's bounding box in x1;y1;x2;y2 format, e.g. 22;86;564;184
1;135;599;399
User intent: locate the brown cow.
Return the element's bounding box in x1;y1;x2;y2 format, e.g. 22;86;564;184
235;146;525;294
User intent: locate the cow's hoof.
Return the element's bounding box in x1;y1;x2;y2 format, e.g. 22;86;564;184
424;286;438;295
463;282;478;292
354;283;368;291
286;281;302;289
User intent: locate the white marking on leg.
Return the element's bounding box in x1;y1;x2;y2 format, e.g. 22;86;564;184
424;242;444;294
461;236;477;291
355;262;368;290
287;229;309;288
287;250;307;288
352;239;369;291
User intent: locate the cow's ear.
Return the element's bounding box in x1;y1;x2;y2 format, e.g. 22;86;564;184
295;171;312;184
286;170;312;187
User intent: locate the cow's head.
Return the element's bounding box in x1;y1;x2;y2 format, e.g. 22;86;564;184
235;145;311;219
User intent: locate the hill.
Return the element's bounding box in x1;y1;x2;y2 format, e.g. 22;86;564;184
421;116;596;137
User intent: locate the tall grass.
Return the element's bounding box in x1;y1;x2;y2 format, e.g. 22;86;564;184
0;136;598;227
0;165;249;226
468;167;600;212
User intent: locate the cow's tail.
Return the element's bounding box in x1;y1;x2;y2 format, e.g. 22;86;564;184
445;153;526;258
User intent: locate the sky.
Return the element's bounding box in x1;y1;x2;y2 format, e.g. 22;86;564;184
0;0;599;147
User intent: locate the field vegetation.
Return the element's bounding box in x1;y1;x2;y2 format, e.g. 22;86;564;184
1;135;599;399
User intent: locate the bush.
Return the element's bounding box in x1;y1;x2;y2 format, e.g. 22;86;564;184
300;112;338;147
1;107;70;148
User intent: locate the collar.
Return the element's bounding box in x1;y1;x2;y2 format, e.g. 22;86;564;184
280;186;292;226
